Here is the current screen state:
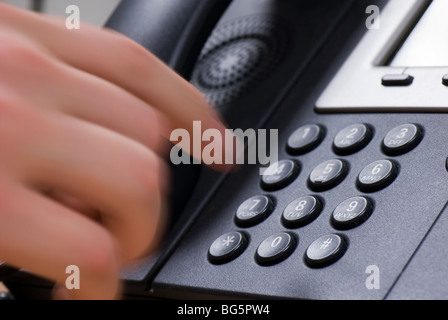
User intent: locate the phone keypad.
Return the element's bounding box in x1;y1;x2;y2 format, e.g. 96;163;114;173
208;123;423;268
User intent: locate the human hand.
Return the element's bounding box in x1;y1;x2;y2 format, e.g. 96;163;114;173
0;3;228;300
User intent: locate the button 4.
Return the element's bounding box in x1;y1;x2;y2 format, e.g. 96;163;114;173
261;160;300;191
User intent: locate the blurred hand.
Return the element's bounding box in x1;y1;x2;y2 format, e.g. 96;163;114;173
0;3;227;300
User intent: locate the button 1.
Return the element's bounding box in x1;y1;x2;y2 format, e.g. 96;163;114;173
357;160;398;192
208;232;248;264
331;197;373;230
382;124;423;155
282;196;322;228
261;160;300;191
333;124;373;155
286;124;324;155
235;195;274;228
381;74;413;86
256;232;297;266
308;159;348;191
305;234;347;268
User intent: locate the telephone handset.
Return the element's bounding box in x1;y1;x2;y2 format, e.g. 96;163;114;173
7;0;448;300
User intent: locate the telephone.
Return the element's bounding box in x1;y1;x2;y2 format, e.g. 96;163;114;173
5;0;448;300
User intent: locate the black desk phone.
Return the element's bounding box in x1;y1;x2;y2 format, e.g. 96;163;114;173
6;0;448;300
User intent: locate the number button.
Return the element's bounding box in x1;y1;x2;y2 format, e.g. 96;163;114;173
208;232;248;264
308;159;348;191
256;233;297;265
235;195;275;227
305;234;347;268
382;124;423;155
287;124;325;155
282;196;323;228
357;160;398;192
261;160;300;191
333;124;373;155
331;197;373;230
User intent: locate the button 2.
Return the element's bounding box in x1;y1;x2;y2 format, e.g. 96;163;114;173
305;234;347;268
261;160;300;191
235;195;274;227
382;124;423;155
333;124;373;155
208;232;248;264
256;232;297;266
308;159;348;191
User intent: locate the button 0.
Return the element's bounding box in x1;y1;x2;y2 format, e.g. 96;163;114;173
305;234;347;268
256;232;297;266
287;124;325;155
235;195;274;228
333;124;373;155
282;196;322;228
382;124;423;155
331;197;373;230
308;159;348;191
357;160;398;192
208;232;248;264
261;160;300;191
